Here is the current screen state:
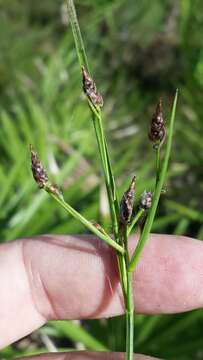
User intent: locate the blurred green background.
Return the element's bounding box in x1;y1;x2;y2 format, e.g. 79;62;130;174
1;0;203;359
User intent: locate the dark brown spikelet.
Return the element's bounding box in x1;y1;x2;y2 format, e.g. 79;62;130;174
81;66;103;108
140;191;153;210
149;99;166;145
120;176;136;224
30;144;48;188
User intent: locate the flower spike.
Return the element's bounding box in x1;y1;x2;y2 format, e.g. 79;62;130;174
149;98;166;146
119;176;136;225
30;144;48;189
81;66;103;108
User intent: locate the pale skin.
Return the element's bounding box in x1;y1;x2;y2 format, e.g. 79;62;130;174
1;234;203;359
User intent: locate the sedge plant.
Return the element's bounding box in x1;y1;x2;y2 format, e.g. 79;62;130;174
30;0;178;358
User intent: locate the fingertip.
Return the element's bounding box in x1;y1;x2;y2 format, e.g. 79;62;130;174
0;240;45;348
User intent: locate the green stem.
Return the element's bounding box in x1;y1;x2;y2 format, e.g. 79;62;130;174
48;191;124;254
66;1;134;358
67;0;90;72
93;113;119;238
155;146;161;185
66;0;120;239
123;226;134;360
126;271;134;360
129;89;178;272
127;208;145;237
117;252;128;296
89;103;119;212
91;91;130;353
85;107;129;323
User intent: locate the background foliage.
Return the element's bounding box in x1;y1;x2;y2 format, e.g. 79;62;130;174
1;0;203;359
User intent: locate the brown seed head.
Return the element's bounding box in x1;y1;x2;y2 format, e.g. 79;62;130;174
81;66;103;108
30;145;48;188
140;191;153;210
149;98;166;144
120;176;136;224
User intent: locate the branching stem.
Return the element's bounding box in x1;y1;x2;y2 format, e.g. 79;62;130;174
65;3;178;360
48;191;124;254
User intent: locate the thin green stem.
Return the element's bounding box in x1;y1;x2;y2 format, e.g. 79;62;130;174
129;89;178;272
127;208;145;237
92;99;129;348
66;2;135;358
66;1;120;238
123;226;134;360
66;0;120;236
67;0;90;72
126;271;134;360
104;139;119;208
155;146;161;185
48;191;124;254
88;100;119;225
117;253;128;296
117;228;128;298
92;114;119;238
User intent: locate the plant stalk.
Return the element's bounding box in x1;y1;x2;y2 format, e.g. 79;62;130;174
29;3;179;360
123;225;134;360
155;146;161;185
67;0;90;71
126;270;134;360
48;191;124;254
129;90;178;272
127;208;145;236
92;112;119;238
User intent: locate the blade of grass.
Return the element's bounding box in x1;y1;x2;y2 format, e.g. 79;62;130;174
0;157;25;208
135;315;162;346
50;320;108;351
166;199;203;222
148;309;203;346
173;217;189;235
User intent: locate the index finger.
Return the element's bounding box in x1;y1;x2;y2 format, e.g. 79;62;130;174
1;234;203;348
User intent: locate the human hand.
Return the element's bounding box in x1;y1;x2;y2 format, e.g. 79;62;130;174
1;234;203;359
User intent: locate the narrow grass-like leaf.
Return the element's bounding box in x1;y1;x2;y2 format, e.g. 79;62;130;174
51;320;108;351
166;199;203;222
135;315;162;346
148;309;203;346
